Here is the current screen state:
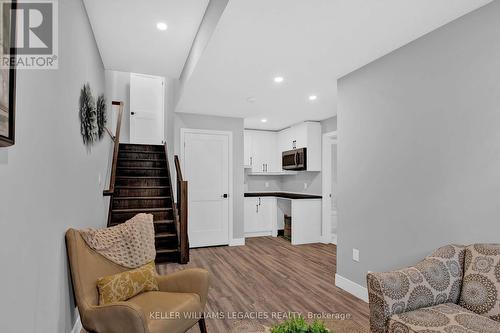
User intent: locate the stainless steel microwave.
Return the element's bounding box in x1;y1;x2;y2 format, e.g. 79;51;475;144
282;148;307;171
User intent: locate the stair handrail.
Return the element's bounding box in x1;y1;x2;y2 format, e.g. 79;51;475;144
174;154;189;264
103;101;124;196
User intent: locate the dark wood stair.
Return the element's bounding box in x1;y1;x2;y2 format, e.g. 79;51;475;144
108;143;181;263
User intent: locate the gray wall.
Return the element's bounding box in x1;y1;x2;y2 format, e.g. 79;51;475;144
337;1;500;286
321;116;337;134
174;113;245;238
0;0;108;332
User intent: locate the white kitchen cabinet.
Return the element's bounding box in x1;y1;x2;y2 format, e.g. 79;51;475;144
245;121;321;172
244;196;277;237
245;130;280;172
244;131;252;167
277;122;321;171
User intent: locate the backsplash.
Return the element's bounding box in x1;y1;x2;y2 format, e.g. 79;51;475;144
245;170;322;194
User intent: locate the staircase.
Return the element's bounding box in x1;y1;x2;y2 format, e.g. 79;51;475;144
108;143;180;263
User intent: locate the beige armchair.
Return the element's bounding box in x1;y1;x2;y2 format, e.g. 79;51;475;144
66;229;209;333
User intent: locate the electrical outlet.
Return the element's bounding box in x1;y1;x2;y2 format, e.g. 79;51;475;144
304;183;308;190
353;248;360;262
265;182;269;188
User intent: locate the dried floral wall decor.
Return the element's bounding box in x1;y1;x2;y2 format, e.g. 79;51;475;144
79;83;107;146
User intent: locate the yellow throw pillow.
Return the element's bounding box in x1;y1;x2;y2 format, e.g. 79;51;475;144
97;261;159;305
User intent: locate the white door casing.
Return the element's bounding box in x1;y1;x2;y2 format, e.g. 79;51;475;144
322;131;338;244
130;73;165;144
181;129;233;247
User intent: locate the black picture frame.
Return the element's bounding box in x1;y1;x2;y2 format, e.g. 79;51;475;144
0;0;17;147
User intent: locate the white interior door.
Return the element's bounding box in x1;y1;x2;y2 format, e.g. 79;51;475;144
322;131;338;244
182;130;231;247
130;73;164;144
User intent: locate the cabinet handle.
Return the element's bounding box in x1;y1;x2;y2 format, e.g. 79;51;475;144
250;157;253;165
259;198;261;205
256;204;259;213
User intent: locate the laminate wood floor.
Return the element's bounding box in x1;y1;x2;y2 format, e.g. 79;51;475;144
157;237;369;332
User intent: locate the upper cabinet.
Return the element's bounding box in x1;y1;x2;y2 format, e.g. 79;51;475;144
277;122;321;171
245;121;321;173
245;130;280;172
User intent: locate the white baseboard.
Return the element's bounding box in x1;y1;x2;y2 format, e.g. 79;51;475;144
335;274;368;303
229;237;245;246
71;313;82;333
320;235;331;244
331;233;337;245
245;231;272;238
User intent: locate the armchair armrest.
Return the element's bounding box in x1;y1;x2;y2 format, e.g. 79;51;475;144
82;301;148;333
366;244;465;333
156;268;209;307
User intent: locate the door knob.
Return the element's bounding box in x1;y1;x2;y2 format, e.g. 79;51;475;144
131;112;135;115
222;194;228;198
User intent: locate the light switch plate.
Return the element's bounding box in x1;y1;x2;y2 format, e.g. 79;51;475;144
353;248;360;262
265;182;269;188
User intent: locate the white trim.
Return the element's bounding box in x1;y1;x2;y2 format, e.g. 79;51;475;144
322;131;338;244
335;274;368;303
229;238;246;246
245;231;273;238
71;312;82;333
180;128;234;247
331;233;338;245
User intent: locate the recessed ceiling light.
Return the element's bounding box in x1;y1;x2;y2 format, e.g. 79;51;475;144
156;22;168;31
261;118;268;123
273;76;284;83
309;95;318;101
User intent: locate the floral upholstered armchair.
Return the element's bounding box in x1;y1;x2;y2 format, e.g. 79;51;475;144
367;244;500;333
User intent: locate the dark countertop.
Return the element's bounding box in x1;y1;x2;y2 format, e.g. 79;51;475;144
244;192;322;199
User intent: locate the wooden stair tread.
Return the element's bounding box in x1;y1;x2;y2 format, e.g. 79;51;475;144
119;143;163;147
154;219;174;224
112;207;172;213
118;158;166;161
119;150;164;154
115;185;169;189
155;232;176;238
116;176;168;179
156;249;178;254
113;196;170;200
117;167;165;170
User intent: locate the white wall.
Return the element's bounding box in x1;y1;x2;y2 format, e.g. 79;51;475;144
337;1;500;286
0;0;109;332
104;70;131;142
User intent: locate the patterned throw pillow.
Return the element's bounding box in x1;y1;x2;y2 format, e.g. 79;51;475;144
459;244;500;322
96;261;159;305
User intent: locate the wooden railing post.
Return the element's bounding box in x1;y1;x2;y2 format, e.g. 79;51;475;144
103;101;124;197
178;180;189;263
174;155;189;264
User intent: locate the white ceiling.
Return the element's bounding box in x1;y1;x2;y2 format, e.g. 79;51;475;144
177;0;492;130
83;0;209;78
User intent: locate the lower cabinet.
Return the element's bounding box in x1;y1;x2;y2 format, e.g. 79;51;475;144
244;197;277;237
